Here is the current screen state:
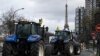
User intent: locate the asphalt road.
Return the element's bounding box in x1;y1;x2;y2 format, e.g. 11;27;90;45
74;49;95;56
48;49;95;56
0;53;1;56
0;49;95;56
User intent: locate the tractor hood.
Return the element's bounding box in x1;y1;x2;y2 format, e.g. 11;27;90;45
5;34;17;42
4;34;41;42
27;35;41;42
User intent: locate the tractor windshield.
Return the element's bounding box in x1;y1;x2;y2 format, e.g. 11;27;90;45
16;24;31;37
55;31;70;40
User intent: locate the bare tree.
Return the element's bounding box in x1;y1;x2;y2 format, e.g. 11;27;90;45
0;8;25;34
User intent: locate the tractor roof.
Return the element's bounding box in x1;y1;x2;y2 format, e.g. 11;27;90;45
17;21;40;26
18;21;31;24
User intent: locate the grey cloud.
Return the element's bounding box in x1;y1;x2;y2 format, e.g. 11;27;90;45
0;0;84;31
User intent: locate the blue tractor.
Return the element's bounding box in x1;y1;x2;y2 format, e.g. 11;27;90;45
49;30;81;56
49;30;74;56
2;21;47;56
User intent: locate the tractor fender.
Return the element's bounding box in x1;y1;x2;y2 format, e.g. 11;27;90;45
27;35;41;42
4;34;17;42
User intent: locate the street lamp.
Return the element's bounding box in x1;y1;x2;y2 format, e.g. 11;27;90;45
12;8;24;34
14;8;24;14
13;8;24;20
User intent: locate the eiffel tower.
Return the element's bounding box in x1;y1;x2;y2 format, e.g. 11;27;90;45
64;0;69;30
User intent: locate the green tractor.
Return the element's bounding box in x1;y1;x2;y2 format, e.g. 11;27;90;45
2;20;48;56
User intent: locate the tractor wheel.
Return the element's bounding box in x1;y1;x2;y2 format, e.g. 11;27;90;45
51;45;58;55
30;41;44;56
65;42;74;56
74;46;81;55
45;44;52;56
2;42;16;56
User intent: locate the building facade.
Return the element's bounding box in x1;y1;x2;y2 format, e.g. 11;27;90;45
85;0;96;20
85;0;100;31
96;0;100;9
75;7;85;36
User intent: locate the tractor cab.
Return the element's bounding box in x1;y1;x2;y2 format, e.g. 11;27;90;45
50;30;70;43
5;21;43;42
55;30;70;40
16;21;40;39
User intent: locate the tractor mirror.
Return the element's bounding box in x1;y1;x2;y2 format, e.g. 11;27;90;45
46;27;49;32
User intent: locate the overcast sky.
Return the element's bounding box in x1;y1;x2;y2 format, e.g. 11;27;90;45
0;0;85;33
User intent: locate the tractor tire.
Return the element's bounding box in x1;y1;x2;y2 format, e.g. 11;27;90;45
30;41;44;56
45;44;52;56
51;44;58;55
65;42;74;56
2;42;16;56
74;46;81;55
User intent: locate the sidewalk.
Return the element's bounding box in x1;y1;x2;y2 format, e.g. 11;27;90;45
84;48;96;56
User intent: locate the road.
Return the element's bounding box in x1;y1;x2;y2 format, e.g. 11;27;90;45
45;44;96;56
0;49;95;56
74;49;95;56
47;49;95;56
0;53;1;56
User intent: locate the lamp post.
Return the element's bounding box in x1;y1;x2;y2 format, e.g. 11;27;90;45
10;8;24;34
12;8;24;20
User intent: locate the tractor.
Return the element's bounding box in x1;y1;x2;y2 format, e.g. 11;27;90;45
49;29;74;56
2;20;47;56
